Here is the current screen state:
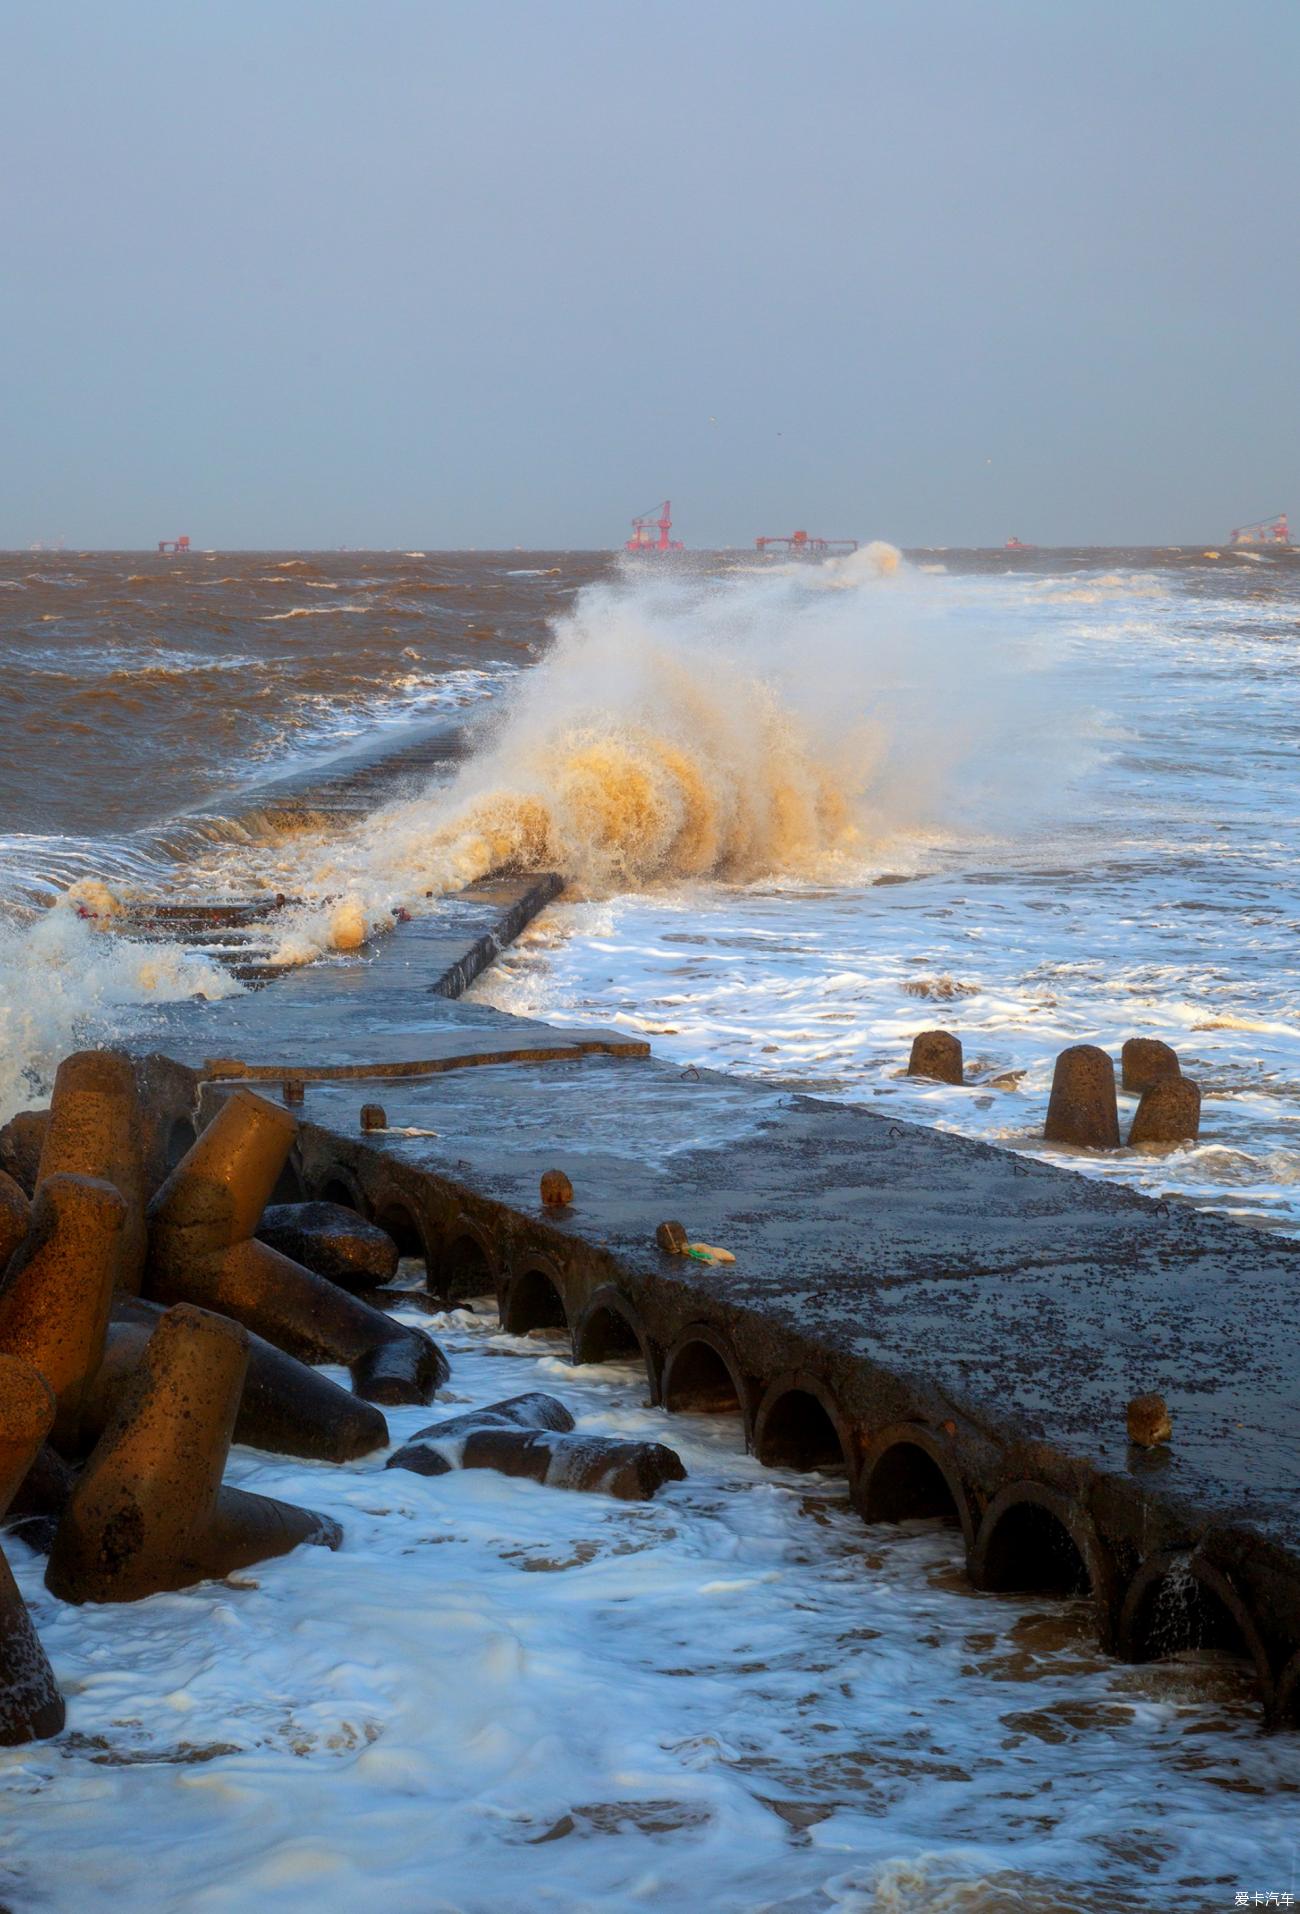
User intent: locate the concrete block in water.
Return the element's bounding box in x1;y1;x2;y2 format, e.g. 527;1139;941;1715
87;1297;390;1463
1043;1044;1120;1148
0;1174;126;1455
388;1395;685;1500
0;1171;29;1269
36;1050;148;1294
907;1030;964;1084
146;1090;446;1405
360;1104;387;1133
0;1110;49;1199
1121;1037;1182;1095
1127;1393;1172;1447
0;1358;66;1743
255;1201;400;1292
1128;1077;1201;1147
45;1303;341;1605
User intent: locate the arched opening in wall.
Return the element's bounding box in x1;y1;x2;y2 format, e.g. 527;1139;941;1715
978;1498;1090;1597
662;1336;743;1417
269;1158;304;1205
366;1200;431;1287
319;1177;363;1214
861;1440;962;1530
1123;1556;1264;1685
166;1117;197;1173
755;1385;849;1475
574;1301;642;1366
441;1232;495;1306
504;1266;567;1336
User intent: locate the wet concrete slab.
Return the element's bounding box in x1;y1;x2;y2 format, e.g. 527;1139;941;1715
287;1053;1300;1555
135;907;1300;1708
147;878;617;1070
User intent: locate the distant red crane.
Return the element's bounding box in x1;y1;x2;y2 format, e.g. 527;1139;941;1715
626;500;683;553
157;536;191;554
755;530;858;557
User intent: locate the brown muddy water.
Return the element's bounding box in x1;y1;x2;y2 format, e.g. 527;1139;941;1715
0;549;600;865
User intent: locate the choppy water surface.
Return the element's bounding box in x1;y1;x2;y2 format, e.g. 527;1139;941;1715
1;544;1298;1906
2;1303;1292;1913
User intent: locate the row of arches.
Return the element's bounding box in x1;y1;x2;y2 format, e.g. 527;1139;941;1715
301;1149;1298;1729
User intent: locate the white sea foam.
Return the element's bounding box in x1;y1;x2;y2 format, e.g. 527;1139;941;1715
473;562;1300;1230
0;903;240;1121
0;1303;1283;1913
247;549;1094;964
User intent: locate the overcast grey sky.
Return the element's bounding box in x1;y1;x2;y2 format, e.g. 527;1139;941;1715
1;0;1295;549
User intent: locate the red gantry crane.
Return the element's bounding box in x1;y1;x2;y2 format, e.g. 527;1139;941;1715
625;500;683;553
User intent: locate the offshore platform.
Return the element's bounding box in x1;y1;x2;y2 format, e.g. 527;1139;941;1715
1229;513;1290;546
755;529;858;558
624;500;683;553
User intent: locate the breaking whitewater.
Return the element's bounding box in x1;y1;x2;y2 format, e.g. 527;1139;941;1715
2;545;1298;1910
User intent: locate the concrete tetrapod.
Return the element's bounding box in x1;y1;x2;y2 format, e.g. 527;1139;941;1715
907;1030;964;1085
391;1427;687;1499
85;1296;390;1463
388;1396;686;1501
145;1089;446;1405
0;1170;30;1269
0;1174;126;1455
3;1443;73;1554
254;1201;400;1294
46;1303;341;1604
1043;1044;1121;1148
0;1359;66;1743
1128;1077;1201;1146
0;1110;49;1199
1121;1037;1182;1095
36;1049;148;1294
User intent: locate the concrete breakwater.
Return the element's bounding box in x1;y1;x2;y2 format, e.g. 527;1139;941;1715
7;868;1300;1753
107;879;1300;1733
